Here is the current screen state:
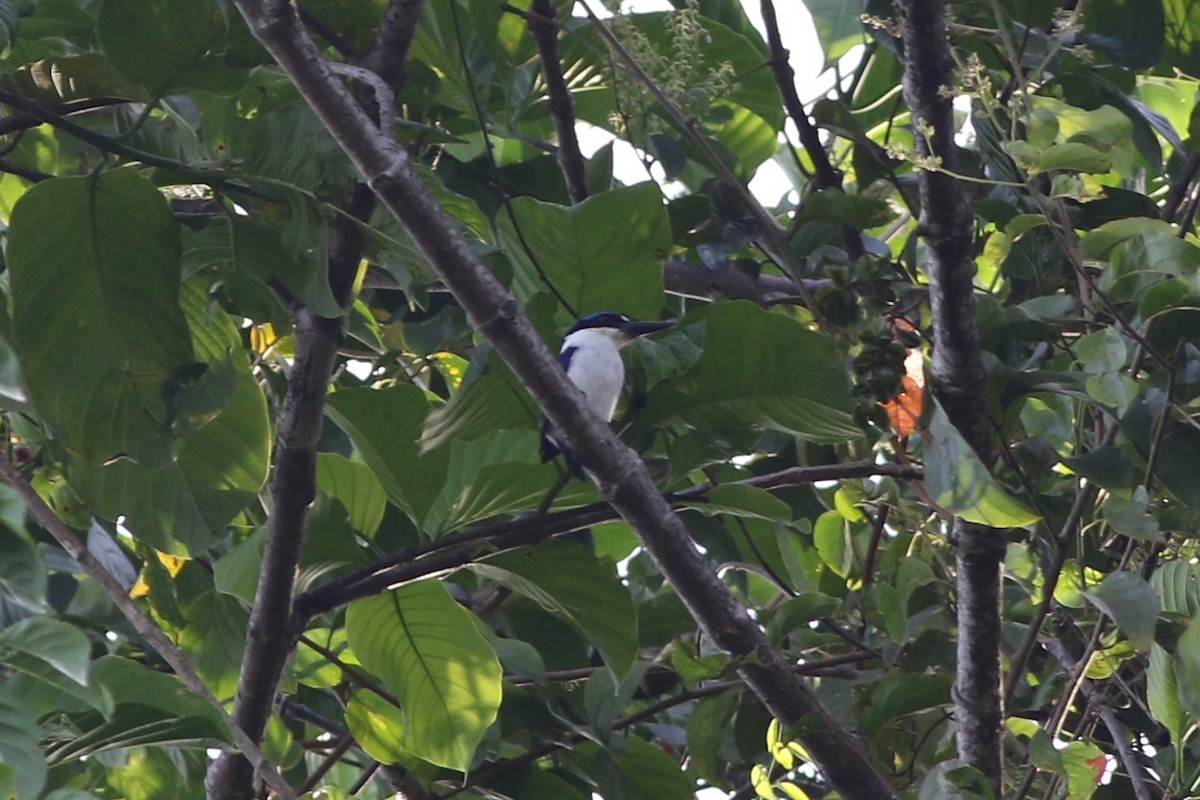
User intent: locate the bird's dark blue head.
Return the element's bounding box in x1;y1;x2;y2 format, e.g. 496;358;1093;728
566;312;674;338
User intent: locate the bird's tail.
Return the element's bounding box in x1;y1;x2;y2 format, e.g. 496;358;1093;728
540;417;584;480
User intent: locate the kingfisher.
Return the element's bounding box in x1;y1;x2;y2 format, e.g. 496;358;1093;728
540;311;674;478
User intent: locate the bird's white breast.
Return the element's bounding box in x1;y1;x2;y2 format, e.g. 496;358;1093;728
562;328;627;421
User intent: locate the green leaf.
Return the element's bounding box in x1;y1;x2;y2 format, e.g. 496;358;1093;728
801;0;867;68
1100;486;1161;541
924;403;1040;527
1153;560;1200;617
66;279;270;555
1033;142;1113;174
97;0;232;95
471;541;637;678
345;581;502;772
316;453;386;536
9;169;193;466
175;590;248;702
0;616;91;685
496;183;669;320
615;736;693;800
1085;571;1160;650
813;509;851;577
327;384;449;528
685;692;737;787
420;356;536;452
862;671;953;734
1075;328;1127;373
1148;643;1187;753
1061;446;1133;490
45;703;227;764
90;656;226;729
0;502;46;612
636;302;862;444
1175;611;1200;719
344;690;412;766
794;190;895;229
682;484;793;522
0;694;46;800
0;53;147;106
213;528;265;604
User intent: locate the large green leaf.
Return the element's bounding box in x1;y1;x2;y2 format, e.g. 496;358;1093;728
9;169;194;467
0;616;91;686
0;53;146;106
0;693;46;800
635;302;862;443
422;430;597;534
470;541;637;678
327;384;449;527
1148;644;1187;753
0;493;45;612
420;356;537;452
804;0;868;68
96;0;236;95
175;590;248;702
345;581;502;772
66;279;270;555
45;703;227;764
1086;571;1160;650
924;403;1040;527
496;183;669;320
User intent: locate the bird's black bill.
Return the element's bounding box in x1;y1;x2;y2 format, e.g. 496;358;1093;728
620;320;674;337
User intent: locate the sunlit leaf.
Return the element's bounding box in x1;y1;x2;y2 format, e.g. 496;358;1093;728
345;582;502;772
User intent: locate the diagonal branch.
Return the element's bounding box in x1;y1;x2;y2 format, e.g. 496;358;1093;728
0;451;296;800
232;3;898;796
896;0;1003;793
529;0;589;203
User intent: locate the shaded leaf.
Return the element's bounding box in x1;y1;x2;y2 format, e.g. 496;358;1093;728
496;183;669;320
471;541;637;678
924;403;1040;527
1085;571;1160;650
636;302;862;443
9;169;193;467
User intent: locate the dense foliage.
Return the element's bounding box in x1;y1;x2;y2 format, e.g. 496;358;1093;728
3;0;1200;798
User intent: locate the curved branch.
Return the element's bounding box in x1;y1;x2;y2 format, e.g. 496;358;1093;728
295;460;923;618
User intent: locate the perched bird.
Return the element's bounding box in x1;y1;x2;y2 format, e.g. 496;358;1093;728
540;311;674;478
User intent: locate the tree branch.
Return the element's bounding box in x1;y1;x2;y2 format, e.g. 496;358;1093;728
205;308;345;800
360;0;426;89
0;451;296;800
232;3;898;795
529;0;589;203
895;0;1003;792
663;258;831;305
